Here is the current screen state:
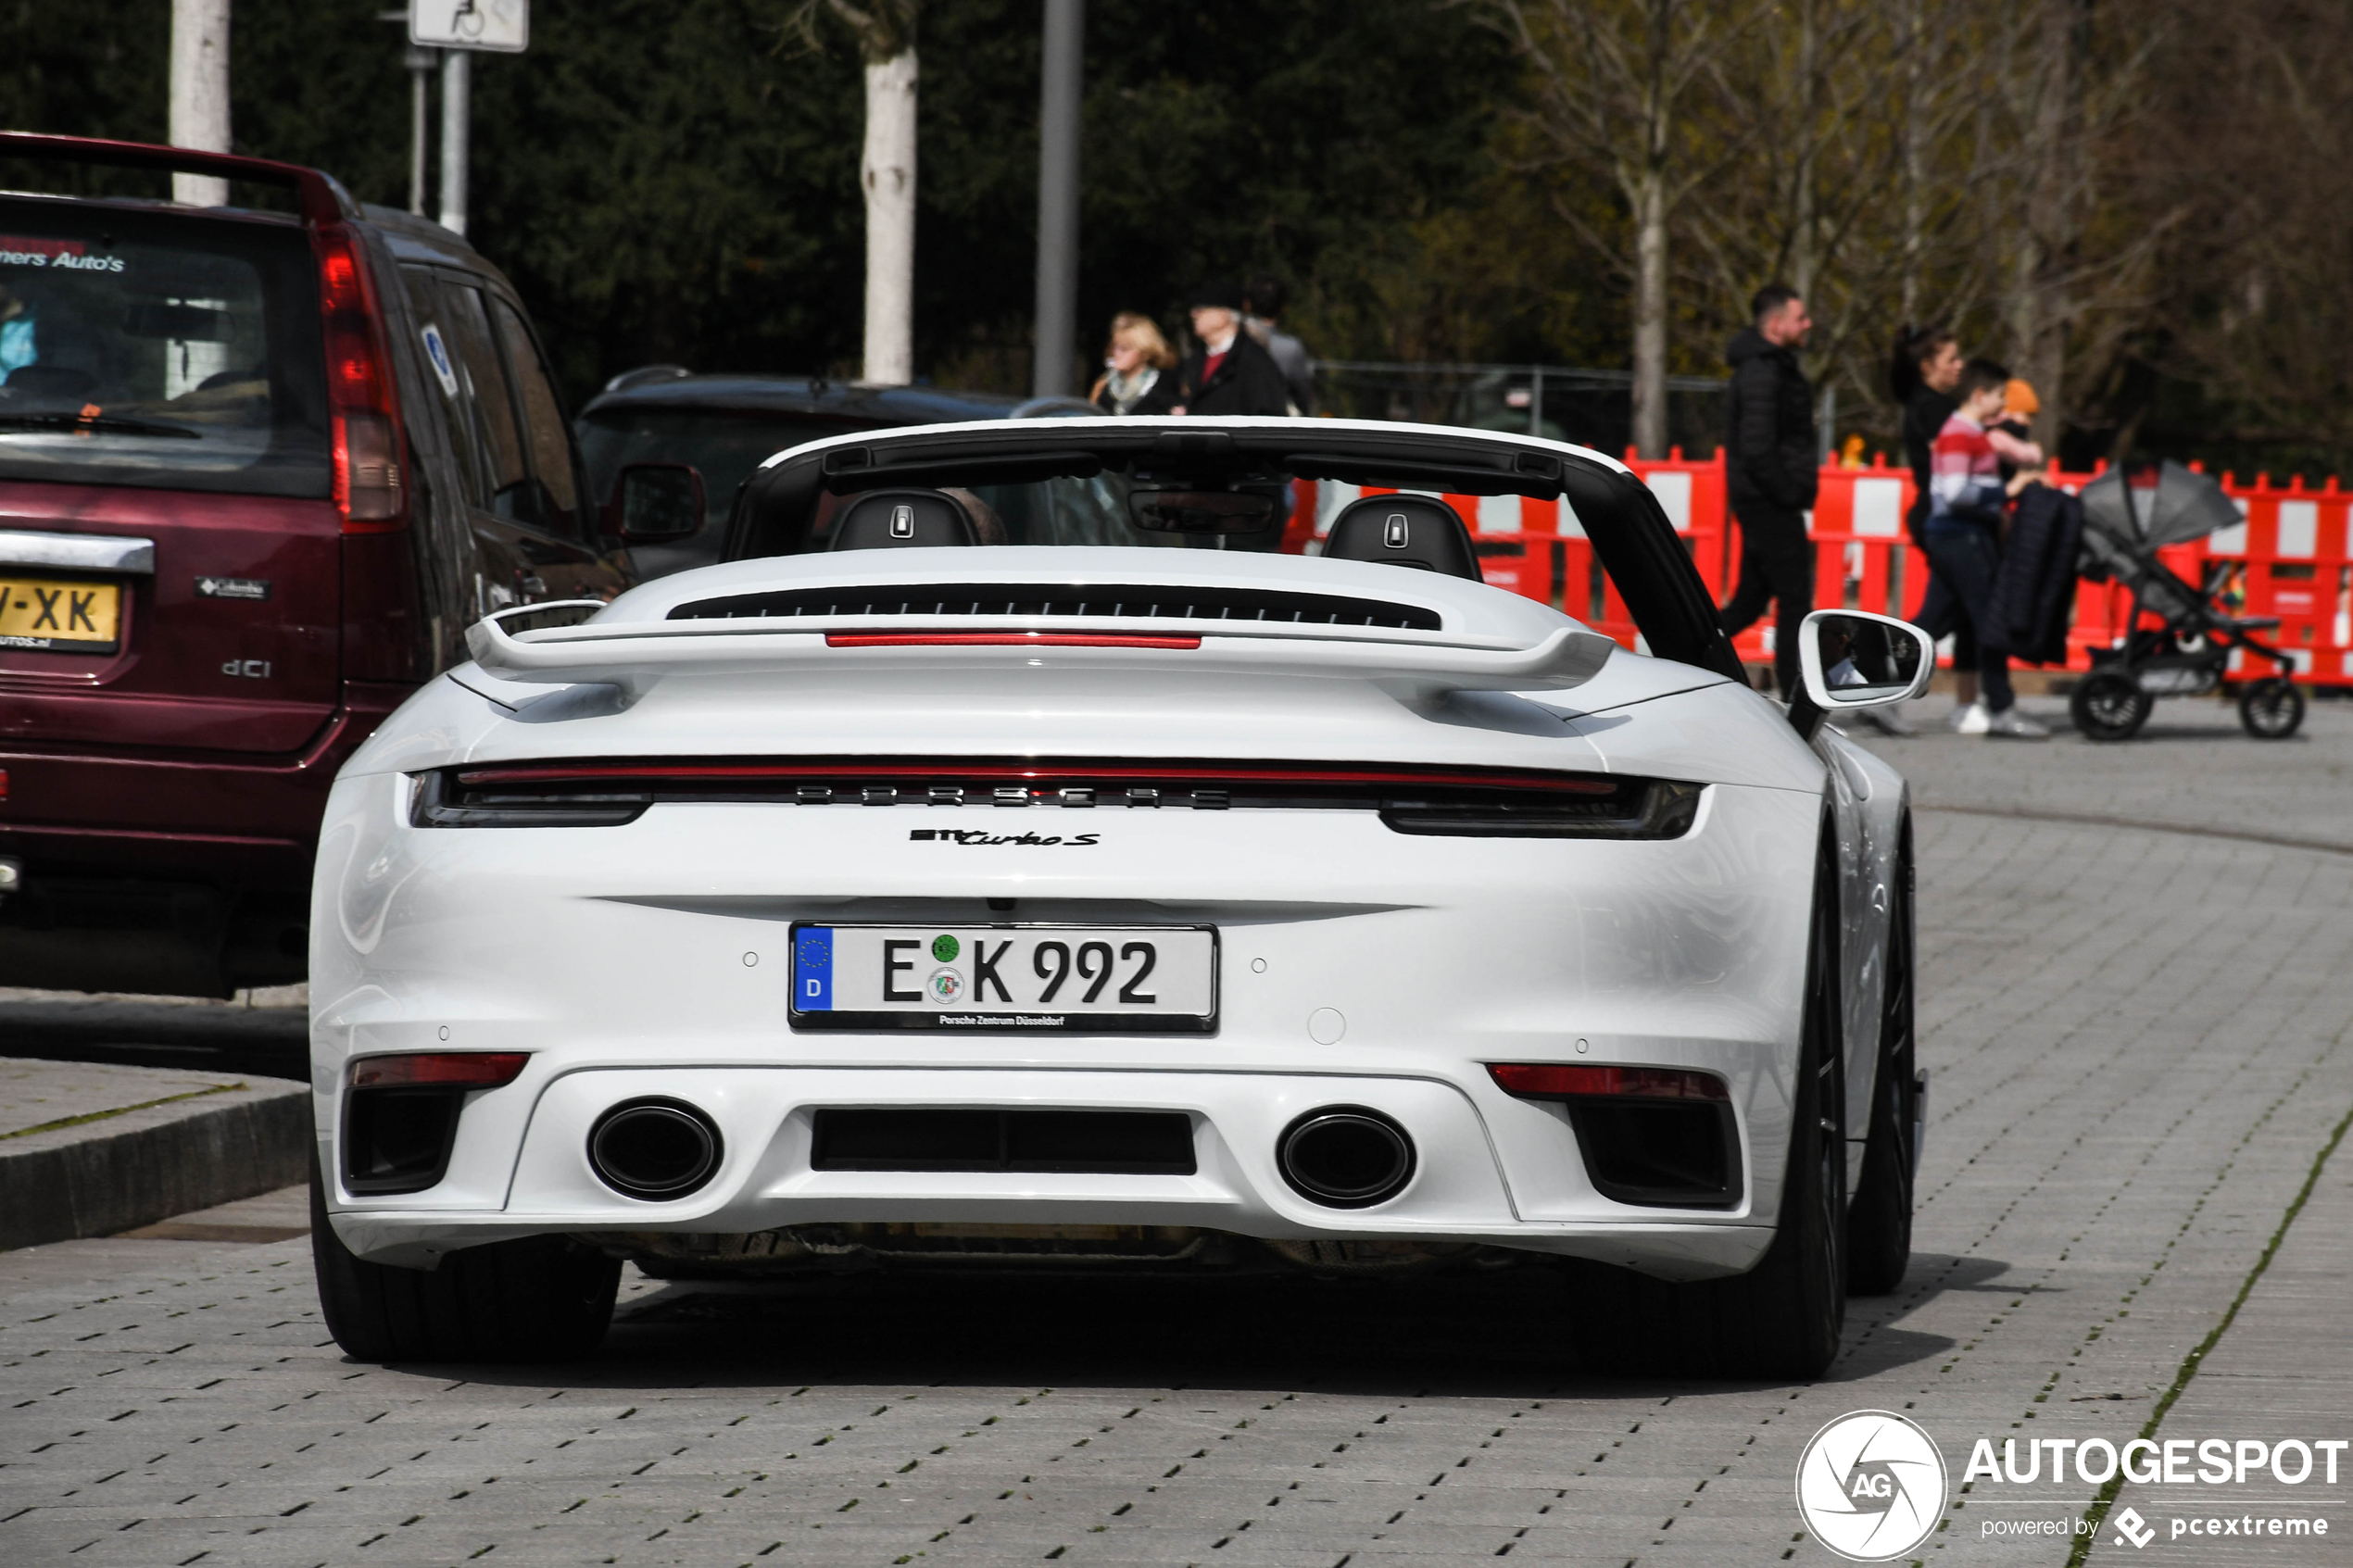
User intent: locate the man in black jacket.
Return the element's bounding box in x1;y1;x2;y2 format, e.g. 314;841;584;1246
1170;281;1290;419
1718;282;1819;696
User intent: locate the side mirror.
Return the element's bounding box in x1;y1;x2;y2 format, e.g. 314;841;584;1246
610;462;705;544
1793;609;1934;734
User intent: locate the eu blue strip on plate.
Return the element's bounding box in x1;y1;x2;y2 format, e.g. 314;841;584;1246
793;926;833;1011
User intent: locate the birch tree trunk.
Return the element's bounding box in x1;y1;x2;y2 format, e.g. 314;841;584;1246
1629;0;1674;459
1474;0;1774;458
1898;0;1925;322
169;0;232;207
860;44;918;385
1788;0;1819;305
2009;0;2078;451
1630;169;1670;458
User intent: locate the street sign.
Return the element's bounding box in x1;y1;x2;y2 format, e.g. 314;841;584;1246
409;0;528;53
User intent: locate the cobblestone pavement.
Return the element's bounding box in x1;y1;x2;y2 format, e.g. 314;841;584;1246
1861;692;2353;851
6;722;2352;1567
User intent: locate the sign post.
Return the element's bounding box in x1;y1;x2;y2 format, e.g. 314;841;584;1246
408;1;529;239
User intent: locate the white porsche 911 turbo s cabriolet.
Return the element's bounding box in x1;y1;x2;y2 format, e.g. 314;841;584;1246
307;418;1931;1377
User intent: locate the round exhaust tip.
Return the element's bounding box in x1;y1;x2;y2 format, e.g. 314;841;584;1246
589;1098;723;1200
1277;1106;1416;1209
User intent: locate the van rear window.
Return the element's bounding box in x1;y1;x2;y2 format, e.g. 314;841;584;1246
0;200;329;498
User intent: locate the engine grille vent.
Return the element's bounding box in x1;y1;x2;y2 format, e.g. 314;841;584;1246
666;583;1441;632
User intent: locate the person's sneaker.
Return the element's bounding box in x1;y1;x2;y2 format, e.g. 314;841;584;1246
1857;707;1917;736
1952;702;1991;734
1985;707;2050;739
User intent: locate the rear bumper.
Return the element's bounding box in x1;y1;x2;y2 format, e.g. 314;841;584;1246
0;681;413;886
321;1065;1777;1280
0;683;411;993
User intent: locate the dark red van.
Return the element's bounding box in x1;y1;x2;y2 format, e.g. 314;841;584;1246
0;135;634;997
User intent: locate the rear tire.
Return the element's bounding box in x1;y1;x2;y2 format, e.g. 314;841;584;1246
310;1153;619;1362
2237;676;2305;739
2070;670;2152;741
1569;844;1848;1380
1846;819;1917;1296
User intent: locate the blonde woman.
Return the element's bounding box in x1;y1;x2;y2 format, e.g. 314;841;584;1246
1089;313;1177;415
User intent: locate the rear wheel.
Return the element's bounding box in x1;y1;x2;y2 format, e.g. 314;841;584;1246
310;1154;619;1362
2238;676;2306;739
1846;820;1917;1296
1569;846;1848;1380
2070;670;2152;741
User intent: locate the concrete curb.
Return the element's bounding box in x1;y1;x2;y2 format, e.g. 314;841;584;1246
0;1077;311;1251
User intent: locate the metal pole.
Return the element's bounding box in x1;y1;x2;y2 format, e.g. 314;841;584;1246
407;44;435;217
169;0;233;207
1031;0;1084;399
1528;365;1543;438
438;47;470;237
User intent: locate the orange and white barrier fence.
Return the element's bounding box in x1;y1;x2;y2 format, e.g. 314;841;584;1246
1290;453;2353;685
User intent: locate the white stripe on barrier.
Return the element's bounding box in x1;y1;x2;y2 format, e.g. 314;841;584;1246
2214;496;2250;556
1477;492;1522;533
1644;470;1692;533
1852;477;1905;537
2276;499;2318;558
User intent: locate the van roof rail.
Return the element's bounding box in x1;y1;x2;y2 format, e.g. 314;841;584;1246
0;132;356;225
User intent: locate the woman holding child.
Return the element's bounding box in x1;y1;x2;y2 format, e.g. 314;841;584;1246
1921;358;2051;738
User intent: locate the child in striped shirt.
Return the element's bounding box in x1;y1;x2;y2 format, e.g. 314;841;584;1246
1930;370;2044;526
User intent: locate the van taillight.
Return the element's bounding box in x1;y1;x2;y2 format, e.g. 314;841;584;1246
315;229;406;534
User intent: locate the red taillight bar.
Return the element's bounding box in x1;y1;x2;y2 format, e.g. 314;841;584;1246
1487;1063;1729;1101
824;632;1202;649
453;759;1621;794
313;226;407;534
348;1052;529;1090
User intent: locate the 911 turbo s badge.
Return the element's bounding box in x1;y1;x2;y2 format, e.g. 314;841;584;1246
909;828;1100;847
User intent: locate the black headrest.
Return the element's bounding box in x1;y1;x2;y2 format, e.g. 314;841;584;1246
1321;494;1481;580
828;488;988;550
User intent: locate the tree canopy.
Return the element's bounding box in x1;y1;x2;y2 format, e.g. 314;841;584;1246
6;0;2351;477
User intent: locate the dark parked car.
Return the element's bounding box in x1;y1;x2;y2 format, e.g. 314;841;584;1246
0;133;634;997
575;370;1095;577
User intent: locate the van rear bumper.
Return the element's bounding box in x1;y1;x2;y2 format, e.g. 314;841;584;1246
0;681;411;994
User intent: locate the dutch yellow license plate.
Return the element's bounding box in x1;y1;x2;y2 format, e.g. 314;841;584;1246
0;575;121;653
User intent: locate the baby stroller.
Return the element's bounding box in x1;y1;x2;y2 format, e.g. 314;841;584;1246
2069;459;2305;741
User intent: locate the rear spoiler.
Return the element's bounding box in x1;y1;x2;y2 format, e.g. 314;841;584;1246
463;601;1617;697
0;132;356;225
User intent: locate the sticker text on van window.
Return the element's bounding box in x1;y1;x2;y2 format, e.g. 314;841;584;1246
0;237;123;273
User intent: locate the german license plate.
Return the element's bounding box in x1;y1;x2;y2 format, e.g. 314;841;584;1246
0;574;120;653
791;923;1217;1033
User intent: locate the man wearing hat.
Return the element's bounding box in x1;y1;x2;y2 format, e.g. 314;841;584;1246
1168;280;1290;418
